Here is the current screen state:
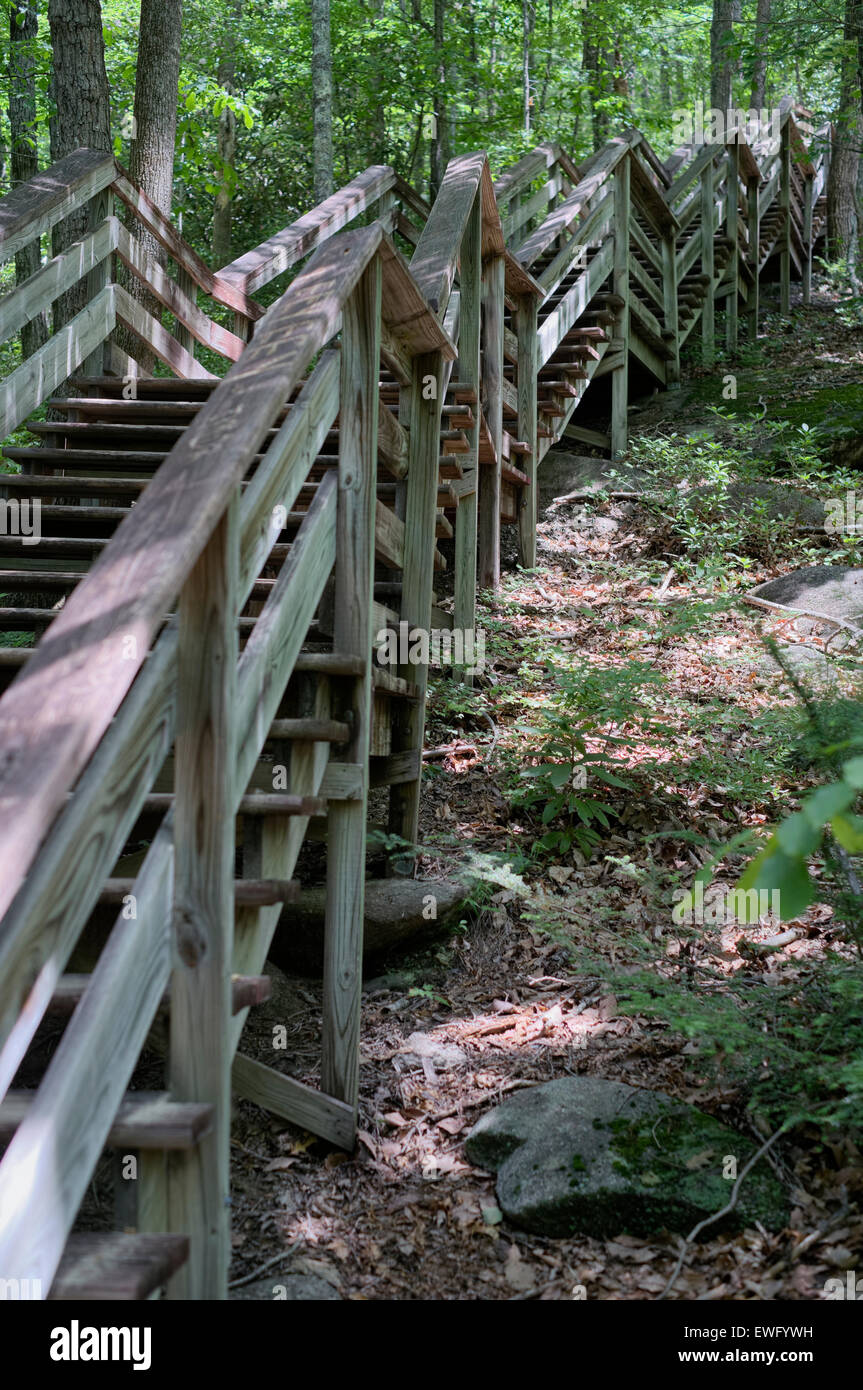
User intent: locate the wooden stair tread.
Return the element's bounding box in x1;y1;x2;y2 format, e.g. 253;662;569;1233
48;1233;189;1300
0;1090;213;1151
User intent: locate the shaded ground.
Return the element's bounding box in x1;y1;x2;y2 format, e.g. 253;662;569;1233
227;282;863;1301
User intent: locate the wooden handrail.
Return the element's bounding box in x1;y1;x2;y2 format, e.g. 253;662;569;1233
0;148;115;264
219;164;397;297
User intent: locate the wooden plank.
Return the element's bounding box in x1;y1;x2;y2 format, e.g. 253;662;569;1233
374;497;406;568
478;255;504;589
377;398;409;479
0;149;115;266
453;192;481;677
111;169;264;323
0;284;115;439
537;236;614;367
411;151;488;314
115;223;244;362
231;1053;354;1150
0;630;176;1100
725;139;740;351
493;142;559;202
700;160;716;365
516;292;539;567
0;215;117;345
517;134;638;268
0;1090;212;1150
236;474;338;793
611;157;630;460
219;164;396;296
113;283;215;380
48;1233;188;1301
0;225;383;935
238;351;339;601
0;819;174;1297
780;121;791;315
167;498;237;1301
322;259;380;1125
378;235;456;361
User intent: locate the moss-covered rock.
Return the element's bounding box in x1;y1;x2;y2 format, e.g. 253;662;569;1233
464;1077;787;1239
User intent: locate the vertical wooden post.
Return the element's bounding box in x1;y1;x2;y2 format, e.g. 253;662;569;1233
454;193;481;679
477;252;504;589
700;159;716;366
84;189;112;377
175;268;197;360
780;120;791;316
515;292;538;567
610;154;630;459
802;171;814;305
662;224;680;389
321;257;381;1122
168;494;238;1300
389;348;445;848
747;174;760;339
725;138;739;353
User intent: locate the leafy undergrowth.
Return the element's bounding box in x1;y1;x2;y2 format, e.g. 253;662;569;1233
228;289;863;1300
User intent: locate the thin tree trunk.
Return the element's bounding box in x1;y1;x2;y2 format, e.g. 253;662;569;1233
48;0;111;328
430;0;449;197
211;0;243;266
10;0;48;357
749;0;770;110
124;0;183;370
828;0;861;280
310;0;334;203
522;0;534;136
710;0;735;112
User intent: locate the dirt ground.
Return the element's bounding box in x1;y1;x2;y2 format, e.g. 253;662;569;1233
227;285;863;1301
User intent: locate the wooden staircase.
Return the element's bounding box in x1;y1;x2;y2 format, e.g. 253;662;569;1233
0;99;832;1299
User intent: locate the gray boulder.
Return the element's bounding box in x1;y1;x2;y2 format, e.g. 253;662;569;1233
230;1273;341;1301
748;566;863;630
465;1077;787;1239
538;451;649;505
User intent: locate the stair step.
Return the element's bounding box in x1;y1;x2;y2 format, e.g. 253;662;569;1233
48;1233;189;1300
0;1090;213;1150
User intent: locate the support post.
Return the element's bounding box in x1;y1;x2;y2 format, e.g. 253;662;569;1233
176;268;196;359
747;174;760;339
725;138;739;353
168;494;238;1300
802;171;814;305
453;192;481;680
321;257;381;1125
389;347;444;848
662;224;680;389
477;251;504;589
780;120;791;316
83;188;112;378
610;154;630;459
515;292;538;566
700;159;716;366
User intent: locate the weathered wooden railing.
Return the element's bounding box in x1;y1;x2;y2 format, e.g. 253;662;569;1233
0;98;831;1299
0;158;453;1295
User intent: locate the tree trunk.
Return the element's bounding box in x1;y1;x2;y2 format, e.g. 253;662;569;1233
212;0;243;266
749;0;770;109
310;0;334;203
827;0;862;280
10;1;48;357
48;0;111;328
522;0;534;136
710;0;735;113
430;0;449;198
124;0;183;370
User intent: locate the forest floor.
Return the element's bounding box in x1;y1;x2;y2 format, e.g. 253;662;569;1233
229;284;863;1301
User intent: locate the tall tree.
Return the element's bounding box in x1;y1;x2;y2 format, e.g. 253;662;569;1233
430;0;450;197
710;0;735;111
9;0;47;357
212;0;243;265
522;0;534;136
47;0;111;327
749;0;771;109
125;0;183;368
310;0;334;203
827;0;861;281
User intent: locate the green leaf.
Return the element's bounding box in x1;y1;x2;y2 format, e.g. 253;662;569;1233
831;813;863;852
739;846;813;920
842;756;863;788
776;811;822;857
802;782;856;827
